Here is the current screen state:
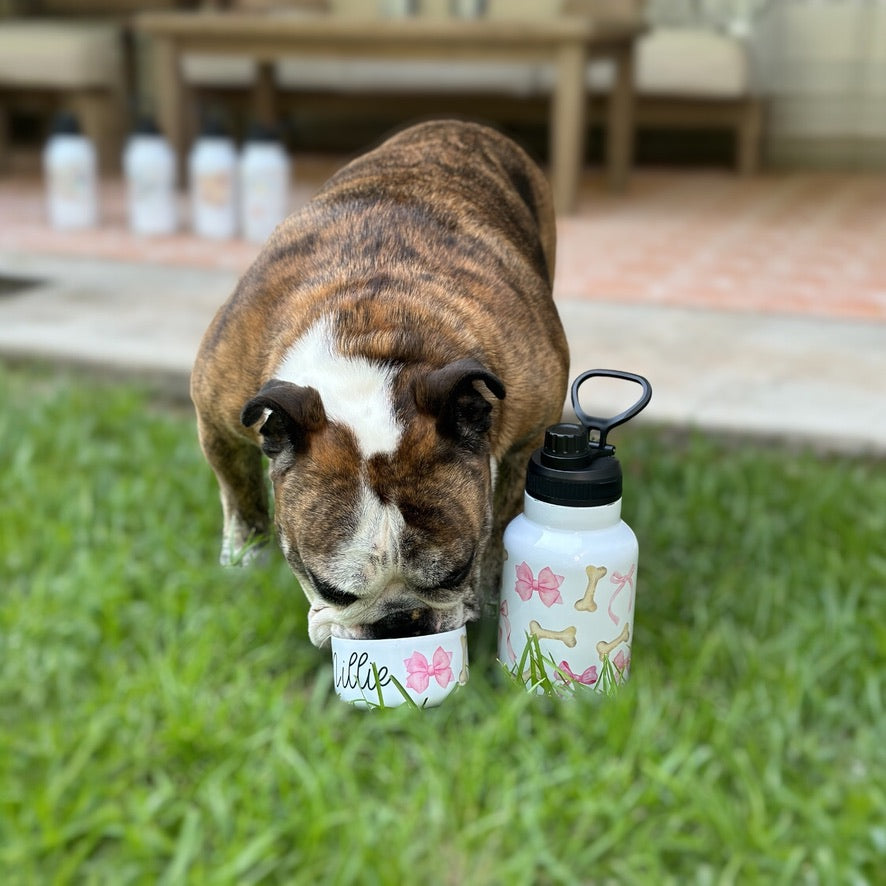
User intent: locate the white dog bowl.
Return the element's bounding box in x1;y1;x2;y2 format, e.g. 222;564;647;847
331;626;468;708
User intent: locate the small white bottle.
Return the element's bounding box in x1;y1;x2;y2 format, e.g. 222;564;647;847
43;111;99;230
188;117;238;239
499;371;652;694
238;122;291;244
123;116;178;236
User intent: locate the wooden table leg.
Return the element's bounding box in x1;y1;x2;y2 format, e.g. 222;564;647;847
550;40;587;216
254;61;277;128
736;97;762;176
0;106;8;173
152;36;187;186
606;42;636;193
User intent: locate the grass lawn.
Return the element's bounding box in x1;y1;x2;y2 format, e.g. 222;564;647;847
1;362;883;885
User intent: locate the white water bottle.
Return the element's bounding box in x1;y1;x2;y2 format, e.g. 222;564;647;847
43;111;98;230
499;370;652;694
123;116;178;236
239;122;291;244
188;118;237;239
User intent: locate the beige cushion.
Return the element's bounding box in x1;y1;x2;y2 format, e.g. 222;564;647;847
329;0;559;18
234;0;328;9
182;52;538;97
585;27;752;97
37;1;178;11
181;54;257;88
0;20;122;88
182;23;751;101
636;27;750;96
276;57;539;96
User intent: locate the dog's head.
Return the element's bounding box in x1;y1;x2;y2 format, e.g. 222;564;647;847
241;358;505;646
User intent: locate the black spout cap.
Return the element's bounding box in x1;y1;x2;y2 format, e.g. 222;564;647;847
527;422;622;506
524;370;652;507
539;422;593;468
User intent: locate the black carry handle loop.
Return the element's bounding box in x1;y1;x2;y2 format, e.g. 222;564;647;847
570;369;652;451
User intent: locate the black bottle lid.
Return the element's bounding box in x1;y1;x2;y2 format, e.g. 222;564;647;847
51;111;81;136
133;115;161;136
245;121;279;142
527;422;624;506
199;113;231;139
525;370;652;508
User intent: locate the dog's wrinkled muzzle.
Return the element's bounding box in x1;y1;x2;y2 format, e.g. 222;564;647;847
308;601;467;647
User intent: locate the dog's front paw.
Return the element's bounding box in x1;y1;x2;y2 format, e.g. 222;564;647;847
220;530;270;567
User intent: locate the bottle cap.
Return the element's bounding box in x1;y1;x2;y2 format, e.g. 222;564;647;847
245;121;279;142
540;422;592;468
524;370;652;507
199;113;231;139
133;115;161;136
526;423;623;506
51;111;81;136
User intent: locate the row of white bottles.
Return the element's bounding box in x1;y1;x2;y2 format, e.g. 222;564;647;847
188;119;291;243
43;113;290;243
238;122;291;243
124;116;178;236
43;112;99;230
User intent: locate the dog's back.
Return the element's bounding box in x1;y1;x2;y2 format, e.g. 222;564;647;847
190;120;569;639
194;120;566;457
310;119;557;287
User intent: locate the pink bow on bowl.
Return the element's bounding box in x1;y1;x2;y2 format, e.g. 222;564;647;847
404;646;454;693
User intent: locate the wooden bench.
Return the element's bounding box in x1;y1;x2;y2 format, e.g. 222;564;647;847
137;7;645;214
179;2;762;176
0;19;126;171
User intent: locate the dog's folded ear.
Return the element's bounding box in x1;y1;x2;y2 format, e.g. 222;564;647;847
413;358;505;447
240;379;327;457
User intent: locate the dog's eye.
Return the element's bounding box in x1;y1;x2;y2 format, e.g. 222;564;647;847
308;570;360;607
435;553;475;590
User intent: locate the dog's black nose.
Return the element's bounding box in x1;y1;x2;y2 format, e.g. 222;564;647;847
367;608;435;639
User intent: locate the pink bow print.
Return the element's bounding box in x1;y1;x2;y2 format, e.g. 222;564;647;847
557;660;598;686
608;563;636;625
612;648;631;683
404;646;454;694
515;562;564;607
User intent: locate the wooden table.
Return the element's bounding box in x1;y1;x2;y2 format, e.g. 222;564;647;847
135;11;644;214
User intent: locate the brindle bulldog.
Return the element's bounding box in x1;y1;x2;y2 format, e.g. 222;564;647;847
190;119;569;646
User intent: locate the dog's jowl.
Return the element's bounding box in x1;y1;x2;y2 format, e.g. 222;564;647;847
191;120;569;646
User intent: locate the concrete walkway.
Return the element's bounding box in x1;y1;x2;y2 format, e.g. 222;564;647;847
1;248;883;454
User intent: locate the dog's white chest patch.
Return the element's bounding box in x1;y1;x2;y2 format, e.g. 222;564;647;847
275;318;401;456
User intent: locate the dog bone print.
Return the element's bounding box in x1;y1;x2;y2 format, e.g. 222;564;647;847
575;564;607;612
529;620;577;648
596;623;630;658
